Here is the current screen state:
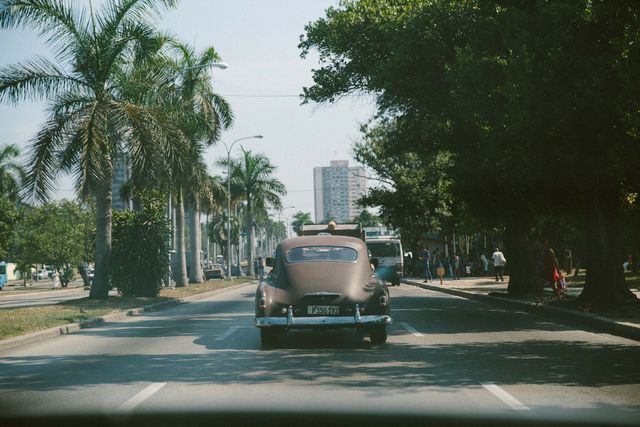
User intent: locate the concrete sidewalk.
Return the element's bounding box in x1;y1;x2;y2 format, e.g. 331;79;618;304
403;276;640;342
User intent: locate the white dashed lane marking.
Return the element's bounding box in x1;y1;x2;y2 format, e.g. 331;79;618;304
482;383;530;412
399;322;423;337
117;382;167;413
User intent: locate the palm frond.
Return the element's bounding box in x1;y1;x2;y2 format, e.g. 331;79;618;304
0;0;84;59
0;55;87;104
20;111;69;203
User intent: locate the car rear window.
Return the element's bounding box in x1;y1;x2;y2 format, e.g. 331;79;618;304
285;246;358;263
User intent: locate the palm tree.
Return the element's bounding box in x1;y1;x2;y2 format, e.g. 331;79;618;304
0;143;25;203
195;173;226;279
220;149;286;276
162;42;232;286
291;210;313;235
0;0;180;298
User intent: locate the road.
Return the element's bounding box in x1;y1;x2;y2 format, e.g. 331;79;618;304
0;282;639;424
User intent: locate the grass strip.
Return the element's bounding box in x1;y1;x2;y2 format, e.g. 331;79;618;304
0;278;254;340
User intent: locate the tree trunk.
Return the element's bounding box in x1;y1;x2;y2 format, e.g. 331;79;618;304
505;222;537;297
246;195;255;276
188;203;203;283
174;190;188;287
89;183;113;299
580;187;638;306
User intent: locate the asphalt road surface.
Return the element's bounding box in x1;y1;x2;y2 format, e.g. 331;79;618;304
1;282;639;424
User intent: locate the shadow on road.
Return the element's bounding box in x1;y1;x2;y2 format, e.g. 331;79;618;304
2;293;639;395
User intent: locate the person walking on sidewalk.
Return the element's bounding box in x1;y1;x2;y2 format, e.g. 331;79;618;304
492;247;507;282
480;253;489;276
453;253;461;279
422;248;432;282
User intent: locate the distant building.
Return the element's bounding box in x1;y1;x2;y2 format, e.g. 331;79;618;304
313;160;366;223
112;154;132;211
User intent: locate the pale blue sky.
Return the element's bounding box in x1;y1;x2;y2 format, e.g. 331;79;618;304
0;0;376;216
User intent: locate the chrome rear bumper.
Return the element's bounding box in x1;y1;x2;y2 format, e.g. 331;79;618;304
255;304;391;329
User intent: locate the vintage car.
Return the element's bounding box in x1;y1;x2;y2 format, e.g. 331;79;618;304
255;235;391;346
204;263;225;280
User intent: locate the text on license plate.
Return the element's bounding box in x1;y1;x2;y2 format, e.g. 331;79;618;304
307;305;340;315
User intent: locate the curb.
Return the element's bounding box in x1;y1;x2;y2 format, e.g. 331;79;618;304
403;279;640;342
0;281;254;352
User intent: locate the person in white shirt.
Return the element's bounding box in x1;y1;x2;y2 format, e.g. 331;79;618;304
491;248;507;282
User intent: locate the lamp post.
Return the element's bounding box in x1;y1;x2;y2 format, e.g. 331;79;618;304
222;135;263;280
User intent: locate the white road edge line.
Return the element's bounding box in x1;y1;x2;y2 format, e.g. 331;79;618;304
216;325;240;341
482;383;530;412
116;382;167;413
399;322;423;337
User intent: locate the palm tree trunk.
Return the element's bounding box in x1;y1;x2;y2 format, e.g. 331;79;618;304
89;182;112;299
174;189;188;287
246;200;255;277
188;202;203;283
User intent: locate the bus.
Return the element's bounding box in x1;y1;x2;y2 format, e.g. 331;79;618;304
0;261;7;290
366;238;403;286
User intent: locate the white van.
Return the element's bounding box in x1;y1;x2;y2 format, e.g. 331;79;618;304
366;238;403;286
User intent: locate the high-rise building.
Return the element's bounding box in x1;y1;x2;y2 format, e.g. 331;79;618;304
313;160;366;223
112;154;132;211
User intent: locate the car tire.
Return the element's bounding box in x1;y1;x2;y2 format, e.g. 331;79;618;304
260;328;279;347
370;326;388;344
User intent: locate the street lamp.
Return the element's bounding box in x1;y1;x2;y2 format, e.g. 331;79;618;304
222;135;263;280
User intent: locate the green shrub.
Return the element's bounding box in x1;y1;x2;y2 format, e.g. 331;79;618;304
111;202;170;297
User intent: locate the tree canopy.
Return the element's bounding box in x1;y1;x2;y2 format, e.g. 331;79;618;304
301;0;640;306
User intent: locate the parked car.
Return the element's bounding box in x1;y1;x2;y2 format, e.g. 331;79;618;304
33;269;49;280
204;264;225;280
255;235;391;346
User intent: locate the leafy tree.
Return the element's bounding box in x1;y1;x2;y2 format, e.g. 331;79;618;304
220;149;286;276
110;194;170;297
301;0;640;306
0;0;180;298
11;200;92;286
0;143;25;203
0;198;19;260
291;211;312;235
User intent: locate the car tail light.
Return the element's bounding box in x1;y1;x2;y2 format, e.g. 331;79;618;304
258;296;267;309
379;295;388;306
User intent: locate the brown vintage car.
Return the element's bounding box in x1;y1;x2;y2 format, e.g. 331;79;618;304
255;235;392;346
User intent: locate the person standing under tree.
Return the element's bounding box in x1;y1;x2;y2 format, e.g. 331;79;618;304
453;253;461;279
492;247;507;282
422;248;432;282
480;253;489;276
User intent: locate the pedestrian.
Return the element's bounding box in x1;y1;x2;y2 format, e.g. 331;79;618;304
480;253;488;276
436;262;445;285
257;256;265;280
253;259;259;279
453;253;460;279
541;239;561;301
422;248;432;282
51;270;60;289
491;247;507;282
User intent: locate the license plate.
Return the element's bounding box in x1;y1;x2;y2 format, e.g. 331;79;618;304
307;305;340;315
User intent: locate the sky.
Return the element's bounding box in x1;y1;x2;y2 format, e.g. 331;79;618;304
0;0;377;221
